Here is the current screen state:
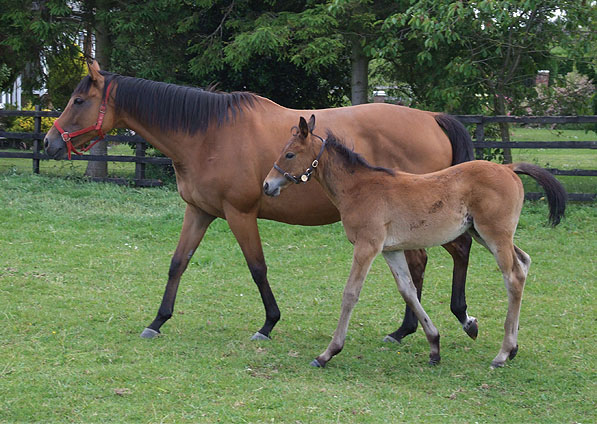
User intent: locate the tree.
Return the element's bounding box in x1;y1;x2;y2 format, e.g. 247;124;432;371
378;0;597;161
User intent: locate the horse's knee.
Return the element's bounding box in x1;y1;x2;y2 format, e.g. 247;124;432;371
168;257;183;280
248;262;268;283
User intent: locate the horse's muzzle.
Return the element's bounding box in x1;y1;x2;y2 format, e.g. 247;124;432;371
263;181;281;197
43;135;67;160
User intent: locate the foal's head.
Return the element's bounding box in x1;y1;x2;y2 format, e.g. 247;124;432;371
263;115;321;197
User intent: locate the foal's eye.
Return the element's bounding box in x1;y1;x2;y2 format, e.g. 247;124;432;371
285;152;295;159
74;97;84;105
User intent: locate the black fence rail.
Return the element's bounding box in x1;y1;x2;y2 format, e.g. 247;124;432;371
1;109;595;199
454;115;597;201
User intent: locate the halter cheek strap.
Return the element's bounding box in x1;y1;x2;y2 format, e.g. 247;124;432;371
274;133;327;184
53;80;113;160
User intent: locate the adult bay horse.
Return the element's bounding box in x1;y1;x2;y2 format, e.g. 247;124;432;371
263;115;566;368
44;60;477;343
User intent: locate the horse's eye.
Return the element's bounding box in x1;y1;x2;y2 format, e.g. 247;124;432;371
74;97;84;105
285;152;295;159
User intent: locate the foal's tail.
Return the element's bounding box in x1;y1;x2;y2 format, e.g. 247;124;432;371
508;163;567;227
434;114;475;165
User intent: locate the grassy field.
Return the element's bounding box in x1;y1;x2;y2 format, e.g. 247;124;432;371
0;167;595;422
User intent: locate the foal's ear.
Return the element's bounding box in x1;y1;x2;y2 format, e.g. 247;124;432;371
87;60;104;84
308;114;316;133
299;116;309;138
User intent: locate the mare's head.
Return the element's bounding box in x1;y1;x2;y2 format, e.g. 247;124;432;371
44;60;116;159
263;115;321;197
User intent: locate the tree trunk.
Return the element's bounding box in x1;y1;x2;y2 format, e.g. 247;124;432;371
350;39;369;105
495;94;512;164
84;0;111;178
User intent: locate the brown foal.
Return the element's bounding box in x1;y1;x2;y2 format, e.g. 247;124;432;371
264;116;566;368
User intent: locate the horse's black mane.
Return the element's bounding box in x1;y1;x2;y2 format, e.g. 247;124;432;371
74;71;256;134
324;131;395;176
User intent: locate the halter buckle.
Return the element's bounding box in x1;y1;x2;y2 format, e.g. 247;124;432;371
300;174;309;182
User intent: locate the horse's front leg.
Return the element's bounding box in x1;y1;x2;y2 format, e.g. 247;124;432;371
383;250;441;365
442;233;478;339
141;204;215;338
223;204;280;340
311;241;379;368
384;249;426;343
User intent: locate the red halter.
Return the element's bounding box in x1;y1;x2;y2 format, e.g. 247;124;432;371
53;80;114;160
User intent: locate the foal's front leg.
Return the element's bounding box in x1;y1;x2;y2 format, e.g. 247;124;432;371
311;241;379;368
383;250;441;364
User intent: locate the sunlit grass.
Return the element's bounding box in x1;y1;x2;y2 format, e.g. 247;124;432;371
0;173;595;423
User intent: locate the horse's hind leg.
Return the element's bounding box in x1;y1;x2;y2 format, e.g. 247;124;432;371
142;205;215;338
442;233;478;339
383;250;441;365
484;240;530;368
384;249;426;344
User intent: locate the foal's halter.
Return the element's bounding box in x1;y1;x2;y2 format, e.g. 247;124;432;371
274;133;327;184
53;80;114;160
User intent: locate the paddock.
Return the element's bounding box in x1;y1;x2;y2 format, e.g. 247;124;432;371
0;173;594;422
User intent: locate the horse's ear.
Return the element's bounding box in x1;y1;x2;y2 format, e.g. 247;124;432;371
308;114;316;133
87;60;104;83
299;116;309;138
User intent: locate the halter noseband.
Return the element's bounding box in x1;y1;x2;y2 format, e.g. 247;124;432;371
274;133;327;184
53;80;114;160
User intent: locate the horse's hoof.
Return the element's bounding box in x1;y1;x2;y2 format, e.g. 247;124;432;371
508;345;519;360
140;328;160;339
250;332;271;341
490;360;505;369
463;317;478;340
383;335;400;344
310;359;324;368
428;354;441;366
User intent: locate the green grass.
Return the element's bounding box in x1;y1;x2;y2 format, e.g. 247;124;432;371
0;172;595;423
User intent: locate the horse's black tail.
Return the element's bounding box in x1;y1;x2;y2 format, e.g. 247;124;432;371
509;163;567;227
434;114;475;165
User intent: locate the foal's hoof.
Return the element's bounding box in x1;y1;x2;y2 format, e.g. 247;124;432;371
140;328;160;339
490;360;505;369
428;354;441;366
250;332;271;341
463;317;478;340
310;359;325;368
383;335;400;344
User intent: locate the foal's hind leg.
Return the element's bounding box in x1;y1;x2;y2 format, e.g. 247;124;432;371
142;205;216;338
383;250;441;365
442;233;478;339
491;244;531;368
384;249;426;344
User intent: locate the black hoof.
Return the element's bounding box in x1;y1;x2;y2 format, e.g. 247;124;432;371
463;318;478;340
508;345;519;360
310;358;325;368
140;328;160;339
429;354;441;366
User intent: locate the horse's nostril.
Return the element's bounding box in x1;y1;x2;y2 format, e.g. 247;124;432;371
263;182;269;192
44;138;49;150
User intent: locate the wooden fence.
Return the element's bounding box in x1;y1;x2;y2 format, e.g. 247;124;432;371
1;109;596;199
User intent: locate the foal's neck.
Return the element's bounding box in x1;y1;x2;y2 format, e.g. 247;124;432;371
313;148;367;208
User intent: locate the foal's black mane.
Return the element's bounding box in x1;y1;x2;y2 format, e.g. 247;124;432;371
324;131;395;176
74;71;256;134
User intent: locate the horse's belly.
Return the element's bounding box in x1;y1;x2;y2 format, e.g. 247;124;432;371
383;215;472;250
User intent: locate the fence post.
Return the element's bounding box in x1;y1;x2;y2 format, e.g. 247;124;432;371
32;105;41;174
135;140;146;183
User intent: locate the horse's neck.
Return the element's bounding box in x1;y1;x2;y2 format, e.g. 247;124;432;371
314;151;359;208
117;112;194;164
